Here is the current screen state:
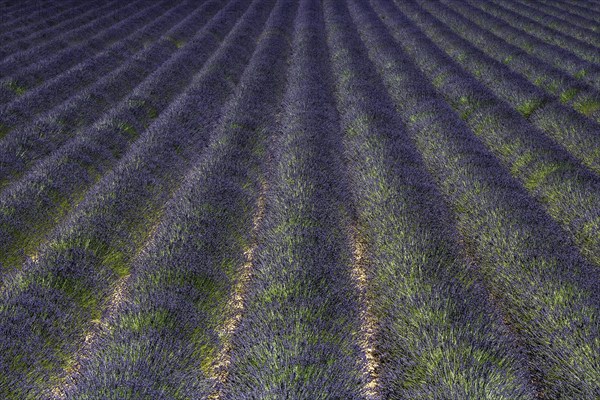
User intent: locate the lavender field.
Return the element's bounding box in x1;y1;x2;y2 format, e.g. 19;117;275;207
0;0;599;398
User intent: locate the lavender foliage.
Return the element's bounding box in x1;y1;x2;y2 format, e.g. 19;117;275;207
0;1;599;398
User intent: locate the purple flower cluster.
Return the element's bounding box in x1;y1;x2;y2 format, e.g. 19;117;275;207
325;0;534;397
0;0;598;398
64;1;294;396
0;0;271;395
358;0;600;397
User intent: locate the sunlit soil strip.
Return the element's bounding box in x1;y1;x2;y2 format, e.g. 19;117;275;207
49;273;131;399
49;219;162;399
349;225;381;400
208;179;267;400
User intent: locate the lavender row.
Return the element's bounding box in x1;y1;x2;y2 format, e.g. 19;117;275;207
0;0;271;396
0;0;178;136
0;0;42;19
0;0;230;272
405;0;600;173
538;0;600;20
326;0;534;397
0;0;75;38
442;1;600;90
0;1;107;55
223;1;367;397
0;0;137;104
498;0;600;48
0;0;199;179
0;0;142;80
526;0;600;32
367;0;600;397
0;0;171;112
62;2;294;396
423;0;600;122
535;0;600;25
467;0;600;64
395;0;600;267
0;0;80;36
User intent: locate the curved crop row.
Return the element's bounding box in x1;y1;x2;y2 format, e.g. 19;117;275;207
58;3;295;397
0;1;142;88
386;0;600;268
326;0;534;397
0;0;232;272
442;1;600;90
0;1;111;57
499;0;600;47
465;0;600;64
223;1;367;397
0;2;176;134
0;1;82;37
520;0;600;32
536;0;600;27
0;0;139;104
421;0;600;123
361;0;600;397
0;0;170;112
0;0;204;181
0;0;273;396
0;0;137;77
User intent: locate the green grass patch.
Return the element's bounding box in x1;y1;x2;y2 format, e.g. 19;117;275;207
511;151;534;175
432;71;450;88
117;309;172;333
574;69;587;79
516;98;545;118
524;161;571;191
560;88;579;103
165;35;185;49
573;98;600;116
346;114;372;138
0;124;9;140
6;81;26;96
148;105;158;120
118;122;138;139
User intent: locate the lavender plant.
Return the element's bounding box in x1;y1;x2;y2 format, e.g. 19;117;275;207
498;0;600;47
0;0;214;185
467;0;600;63
357;0;600;396
0;0;87;47
326;0;534;397
382;0;600;269
0;0;273;396
0;0;233;272
420;0;600;122
442;0;600;90
223;1;367;397
0;0;86;42
63;2;295;397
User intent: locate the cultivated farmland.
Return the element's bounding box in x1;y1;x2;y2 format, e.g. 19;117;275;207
0;0;599;398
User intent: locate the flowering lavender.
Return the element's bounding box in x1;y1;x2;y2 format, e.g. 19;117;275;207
495;0;600;47
0;0;232;272
359;0;600;396
63;2;294;397
467;0;600;64
0;0;139;79
0;1;599;398
325;0;534;397
0;0;93;49
380;0;600;270
442;0;600;89
223;1;367;397
418;0;600;124
0;0;270;395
